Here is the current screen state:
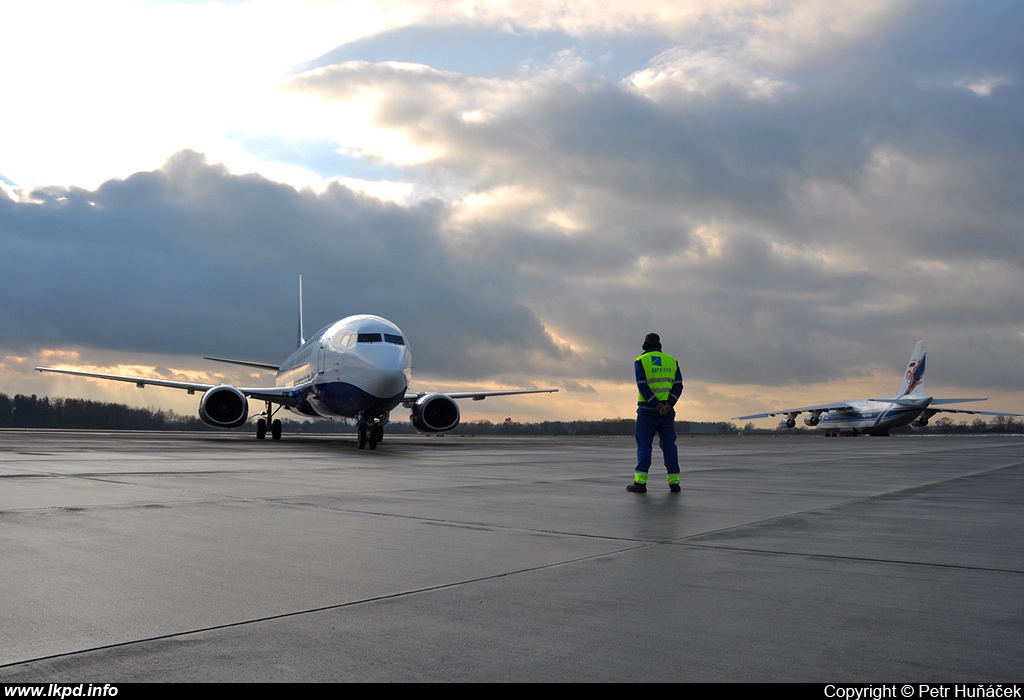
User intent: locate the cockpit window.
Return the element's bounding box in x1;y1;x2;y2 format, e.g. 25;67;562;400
357;333;382;343
384;334;405;345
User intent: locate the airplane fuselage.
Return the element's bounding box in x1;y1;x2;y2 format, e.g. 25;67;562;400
276;315;411;421
817;396;933;436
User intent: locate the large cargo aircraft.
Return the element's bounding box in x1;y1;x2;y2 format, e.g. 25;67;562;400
37;279;557;449
735;340;1018;436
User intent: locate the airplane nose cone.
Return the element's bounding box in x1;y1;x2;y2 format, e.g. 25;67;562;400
364;369;408;399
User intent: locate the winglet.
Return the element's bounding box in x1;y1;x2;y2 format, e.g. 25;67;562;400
297;275;305;349
897;340;927;396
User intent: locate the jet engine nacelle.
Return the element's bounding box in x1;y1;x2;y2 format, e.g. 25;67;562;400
914;416;929;427
785;417;797;428
804;414;820;427
410;393;460;433
199;385;249;428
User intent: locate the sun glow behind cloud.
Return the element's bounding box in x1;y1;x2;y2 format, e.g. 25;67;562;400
1;0;403;190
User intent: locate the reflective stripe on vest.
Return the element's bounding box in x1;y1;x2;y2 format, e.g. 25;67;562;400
636;351;678;403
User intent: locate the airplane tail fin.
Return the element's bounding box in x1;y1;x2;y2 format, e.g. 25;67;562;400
897;340;927;396
297;275;305;349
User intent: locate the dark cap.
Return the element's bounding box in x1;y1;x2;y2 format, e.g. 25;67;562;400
642;333;662;351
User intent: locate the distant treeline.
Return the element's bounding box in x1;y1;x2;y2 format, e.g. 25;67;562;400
0;393;212;430
393;418;741;436
0;393;743;434
0;393;1019;435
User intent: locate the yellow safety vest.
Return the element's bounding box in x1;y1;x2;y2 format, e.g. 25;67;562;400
636;351;678;403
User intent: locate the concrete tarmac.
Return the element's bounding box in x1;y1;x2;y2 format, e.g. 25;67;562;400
0;429;1021;682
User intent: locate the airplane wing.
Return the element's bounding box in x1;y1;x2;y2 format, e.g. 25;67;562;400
203;356;281;371
882;397;1019;417
402;388;558;406
734;402;856;420
921;407;1021;418
35;367;306;407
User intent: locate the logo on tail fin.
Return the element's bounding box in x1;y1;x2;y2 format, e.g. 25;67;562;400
905;355;925;394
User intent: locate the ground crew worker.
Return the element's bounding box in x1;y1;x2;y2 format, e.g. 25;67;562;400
628;333;683;493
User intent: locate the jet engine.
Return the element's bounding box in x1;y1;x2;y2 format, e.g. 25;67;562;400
804;414;820;427
199;385;249;428
914;416;929;427
410;393;460;433
785;417;797;428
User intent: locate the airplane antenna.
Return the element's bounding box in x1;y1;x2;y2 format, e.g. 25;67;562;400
297;275;305;349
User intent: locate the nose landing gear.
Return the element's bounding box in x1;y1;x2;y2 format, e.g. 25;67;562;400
356;414;386;450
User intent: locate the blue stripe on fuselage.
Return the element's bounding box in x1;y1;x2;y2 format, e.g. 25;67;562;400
287;380;405;418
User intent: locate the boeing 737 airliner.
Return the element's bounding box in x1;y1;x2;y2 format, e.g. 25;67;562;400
37;279;557;449
735;340;1019;436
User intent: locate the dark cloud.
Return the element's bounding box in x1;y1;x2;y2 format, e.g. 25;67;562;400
0;151;560;380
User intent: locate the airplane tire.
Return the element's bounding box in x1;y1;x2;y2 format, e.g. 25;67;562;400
375;426;384;443
357;425;367;449
271;419;282;441
368;428;378;450
256;419;267;440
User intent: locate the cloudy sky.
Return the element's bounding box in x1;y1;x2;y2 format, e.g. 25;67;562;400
2;0;1022;425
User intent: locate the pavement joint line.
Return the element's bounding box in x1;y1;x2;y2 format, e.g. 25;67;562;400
675;542;1024;575
257;500;683;544
662;459;1024;543
7;460;1022;547
1;486;676;545
0;543;653;671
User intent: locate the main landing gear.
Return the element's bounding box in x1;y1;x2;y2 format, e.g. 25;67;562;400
356;415;386;450
256;401;282;441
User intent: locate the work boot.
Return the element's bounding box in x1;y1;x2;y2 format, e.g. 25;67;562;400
669;484;681;493
626;482;647;493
